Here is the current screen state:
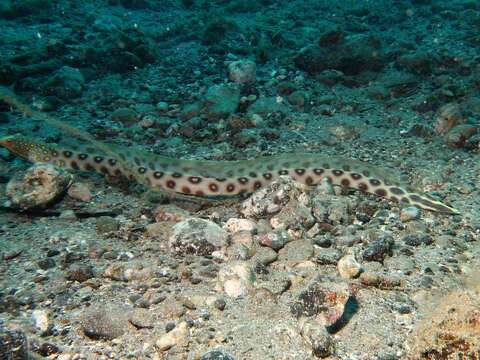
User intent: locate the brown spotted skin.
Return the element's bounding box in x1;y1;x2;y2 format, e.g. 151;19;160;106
0;136;459;215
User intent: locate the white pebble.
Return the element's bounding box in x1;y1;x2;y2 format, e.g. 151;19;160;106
337;254;362;279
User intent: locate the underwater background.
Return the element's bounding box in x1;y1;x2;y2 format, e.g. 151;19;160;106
0;0;479;359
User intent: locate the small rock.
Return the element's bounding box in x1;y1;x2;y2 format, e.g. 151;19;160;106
337;254;362;279
258;229;292;251
156;321;189;351
216;261;255;298
156;101;169;112
224;218;257;233
67;182;92;202
32;309;50;333
6;164;72;210
213;298;226;311
169;218;228;256
81;304;130;340
228;59;256;84
400;206;421;222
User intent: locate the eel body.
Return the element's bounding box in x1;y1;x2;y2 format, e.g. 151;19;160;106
0;136;458;215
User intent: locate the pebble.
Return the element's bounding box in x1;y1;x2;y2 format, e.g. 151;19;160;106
213;298;226;311
258;229;292;251
156;321;189;351
216;261;255;298
337;254;362;279
224;218;257;233
6;164;72;210
32;309;50;333
169;218;228;256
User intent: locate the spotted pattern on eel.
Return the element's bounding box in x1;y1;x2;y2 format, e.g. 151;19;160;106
0;136;458;215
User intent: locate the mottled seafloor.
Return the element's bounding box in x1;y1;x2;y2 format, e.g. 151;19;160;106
0;0;480;359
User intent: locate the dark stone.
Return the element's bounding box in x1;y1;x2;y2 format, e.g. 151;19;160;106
213;298;226;311
165;322;176;333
